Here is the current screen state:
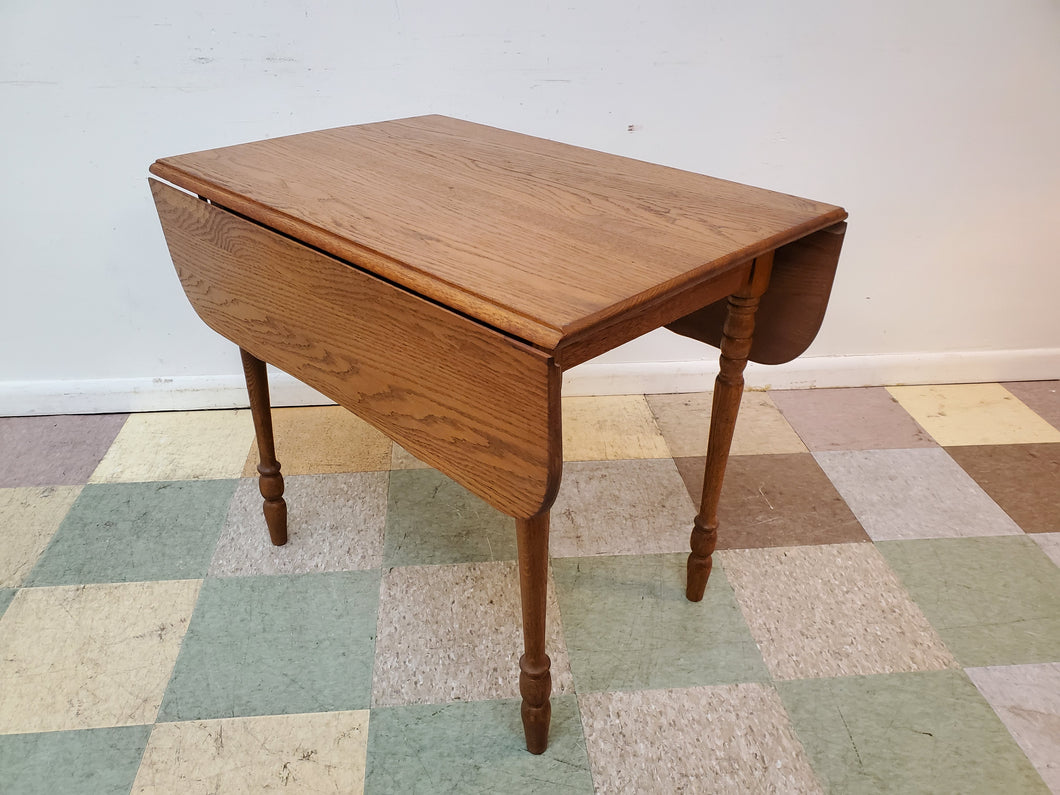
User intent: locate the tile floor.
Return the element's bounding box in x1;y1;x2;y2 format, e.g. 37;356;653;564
0;382;1057;794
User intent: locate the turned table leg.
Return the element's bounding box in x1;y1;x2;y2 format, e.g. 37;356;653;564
686;291;764;601
240;348;288;546
516;511;552;754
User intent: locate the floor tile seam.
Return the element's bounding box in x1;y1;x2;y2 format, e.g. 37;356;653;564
560;454;677;464
5;576;207;594
149;707;373;726
0;481;92;491
85;475;244;486
810;445;957;459
0;722;156;738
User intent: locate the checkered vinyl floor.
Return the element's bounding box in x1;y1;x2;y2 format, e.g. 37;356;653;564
1;382;1058;793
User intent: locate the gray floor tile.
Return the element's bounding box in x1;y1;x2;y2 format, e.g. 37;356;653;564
211;473;387;575
966;663;1060;792
814;448;1023;540
579;683;821;793
372;561;573;707
550;459;694;557
721;543;956;680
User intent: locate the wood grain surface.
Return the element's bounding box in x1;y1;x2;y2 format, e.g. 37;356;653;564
151;179;562;519
150;115;846;351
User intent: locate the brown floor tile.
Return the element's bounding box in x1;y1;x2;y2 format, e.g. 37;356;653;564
0;414;128;487
1004;380;1060;430
769;387;936;451
673;454;869;549
944;444;1059;534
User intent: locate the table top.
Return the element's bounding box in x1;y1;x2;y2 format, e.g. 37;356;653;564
151;115;845;351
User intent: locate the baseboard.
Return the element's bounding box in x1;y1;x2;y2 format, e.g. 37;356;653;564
2;349;1057;416
562;347;1060;395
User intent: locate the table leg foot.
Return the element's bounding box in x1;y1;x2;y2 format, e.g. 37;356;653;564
257;463;288;546
686;516;717;602
240;347;288;546
520;654;552;754
516;512;552;754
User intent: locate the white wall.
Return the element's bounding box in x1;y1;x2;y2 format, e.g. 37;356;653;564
2;0;1058;414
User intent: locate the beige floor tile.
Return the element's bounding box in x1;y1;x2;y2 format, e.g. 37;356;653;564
91;410;254;483
886;384;1060;447
561;395;670;461
720;544;957;680
0;486;82;587
579;683;822;794
372;561;573;707
132;710;369;794
389;444;433;470
0;580;201;733
243;405;392;476
647;391;807;457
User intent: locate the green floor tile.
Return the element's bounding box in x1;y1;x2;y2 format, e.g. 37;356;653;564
552;553;768;692
383;469;516;566
877;536;1060;666
0;725;151;795
157;570;380;721
778;671;1049;794
365;696;593;794
0;588;14;617
25;480;237;586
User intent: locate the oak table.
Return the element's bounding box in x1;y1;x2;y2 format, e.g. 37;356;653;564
149;115;847;754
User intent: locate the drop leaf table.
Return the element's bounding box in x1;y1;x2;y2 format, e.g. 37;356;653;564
149;115;846;754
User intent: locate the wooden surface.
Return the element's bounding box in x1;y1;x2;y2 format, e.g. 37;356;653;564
667;222;847;365
150;115;846;353
152;179;562;520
